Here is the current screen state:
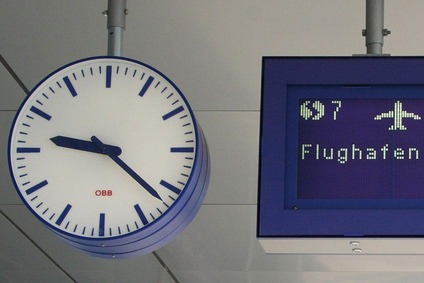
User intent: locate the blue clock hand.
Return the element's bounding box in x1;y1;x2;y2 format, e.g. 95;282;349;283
90;136;163;201
51;135;122;155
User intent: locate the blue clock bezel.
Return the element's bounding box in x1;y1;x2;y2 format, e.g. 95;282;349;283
8;56;210;257
258;56;424;238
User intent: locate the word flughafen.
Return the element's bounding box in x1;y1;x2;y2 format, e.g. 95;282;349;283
301;143;419;164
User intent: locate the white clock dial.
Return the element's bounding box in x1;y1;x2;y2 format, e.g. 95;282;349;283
9;57;204;244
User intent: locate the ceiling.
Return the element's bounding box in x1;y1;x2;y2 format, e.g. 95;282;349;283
3;1;424;282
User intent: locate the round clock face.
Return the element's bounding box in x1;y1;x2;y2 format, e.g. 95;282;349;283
8;57;208;255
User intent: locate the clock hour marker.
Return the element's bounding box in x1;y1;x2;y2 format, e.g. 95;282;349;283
106;65;112;88
55;204;72;225
17;147;41;153
99;213;105;236
138;76;154;97
160;180;182;195
25;180;48;195
134;204;149;225
162;106;184;120
63;76;78;97
170;147;194;153
30;106;52;121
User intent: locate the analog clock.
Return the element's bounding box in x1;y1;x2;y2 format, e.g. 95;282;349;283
8;57;210;258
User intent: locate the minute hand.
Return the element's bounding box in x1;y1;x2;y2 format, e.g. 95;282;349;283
91;136;162;201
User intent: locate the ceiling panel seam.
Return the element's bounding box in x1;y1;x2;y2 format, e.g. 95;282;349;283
0;54;29;95
0;208;77;282
152;251;180;283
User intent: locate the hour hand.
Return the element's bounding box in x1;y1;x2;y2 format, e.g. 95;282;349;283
51;135;122;155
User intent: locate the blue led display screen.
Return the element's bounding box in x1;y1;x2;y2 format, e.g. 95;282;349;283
259;57;424;237
285;85;424;209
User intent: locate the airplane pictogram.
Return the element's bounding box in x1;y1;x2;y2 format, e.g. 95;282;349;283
374;100;421;130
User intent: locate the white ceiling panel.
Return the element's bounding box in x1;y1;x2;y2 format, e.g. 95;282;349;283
4;1;424;282
0;211;73;282
197;111;259;205
0;1;107;89
0;112;22;205
158;205;424;282
0;64;26;109
1;205;174;283
158;205;303;282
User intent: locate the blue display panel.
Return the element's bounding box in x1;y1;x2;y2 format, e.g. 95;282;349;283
287;87;424;209
258;57;424;237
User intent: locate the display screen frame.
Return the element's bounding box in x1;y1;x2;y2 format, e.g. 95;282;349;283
258;56;424;237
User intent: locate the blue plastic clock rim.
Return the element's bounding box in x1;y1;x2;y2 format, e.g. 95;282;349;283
8;56;210;254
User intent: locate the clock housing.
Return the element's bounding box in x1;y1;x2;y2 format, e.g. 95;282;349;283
9;56;210;258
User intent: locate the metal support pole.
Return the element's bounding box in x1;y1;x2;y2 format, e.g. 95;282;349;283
362;0;390;55
105;0;127;56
